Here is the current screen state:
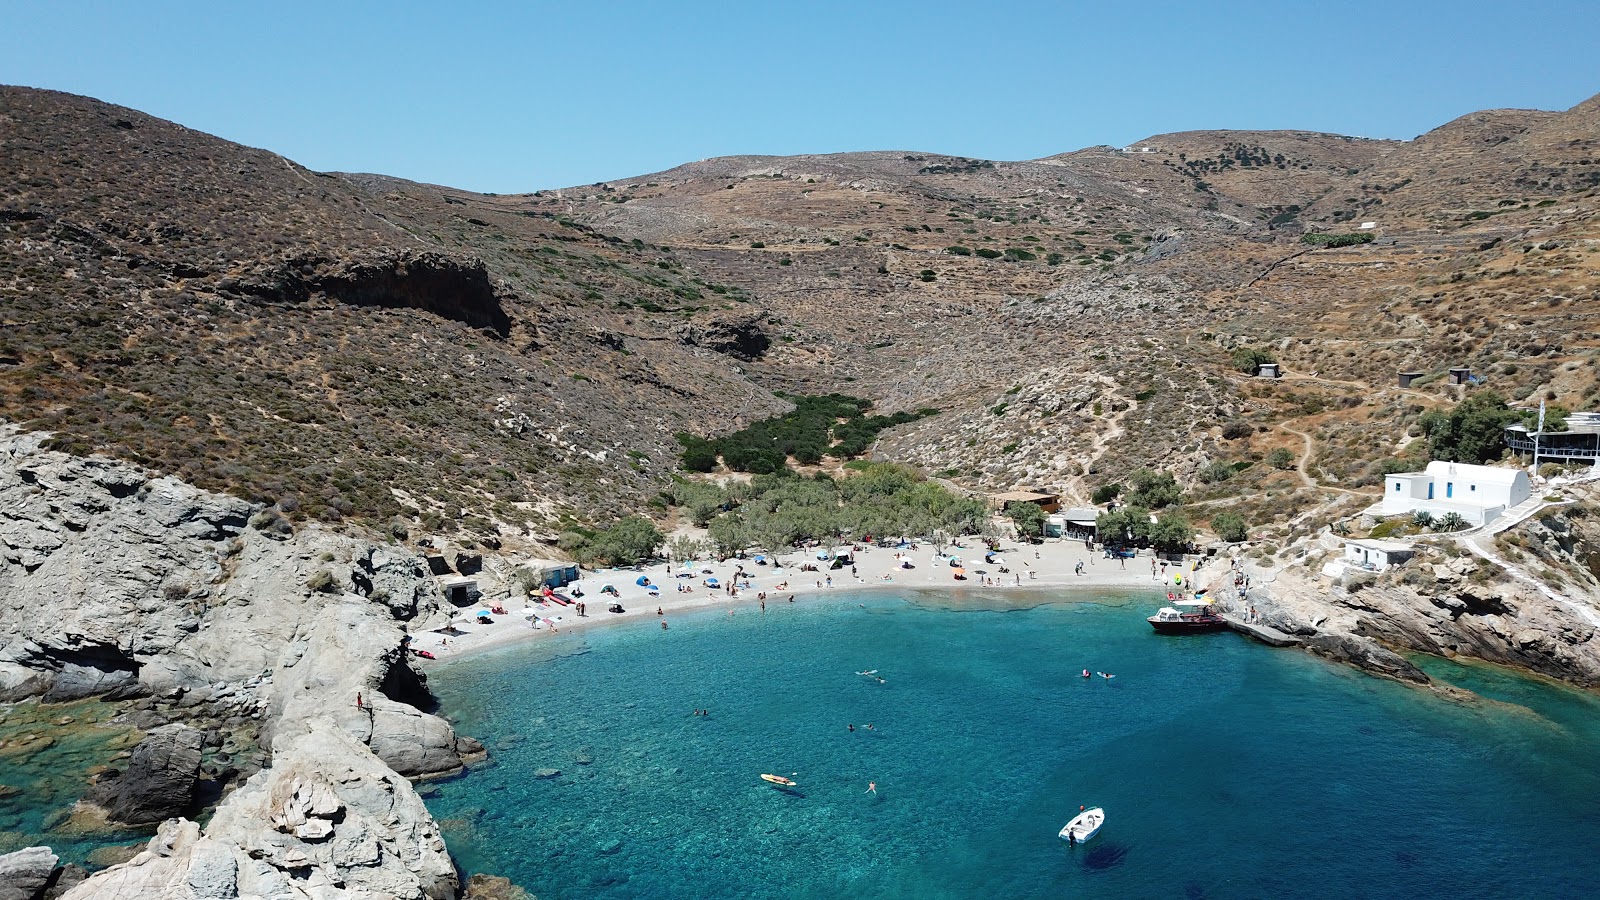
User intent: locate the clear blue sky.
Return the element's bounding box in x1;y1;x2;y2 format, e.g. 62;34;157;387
4;1;1596;193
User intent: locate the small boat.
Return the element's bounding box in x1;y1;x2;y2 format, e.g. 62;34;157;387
760;774;797;787
1059;807;1104;843
1148;599;1228;634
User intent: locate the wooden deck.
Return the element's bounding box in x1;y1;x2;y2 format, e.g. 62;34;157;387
1221;614;1301;647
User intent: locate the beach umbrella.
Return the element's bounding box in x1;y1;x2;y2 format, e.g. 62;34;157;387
705;577;720;586
476;609;492;617
636;575;650;586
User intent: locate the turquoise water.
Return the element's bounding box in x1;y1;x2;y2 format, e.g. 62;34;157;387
0;698;151;865
425;589;1600;899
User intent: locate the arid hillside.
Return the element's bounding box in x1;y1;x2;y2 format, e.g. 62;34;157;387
2;84;1597;549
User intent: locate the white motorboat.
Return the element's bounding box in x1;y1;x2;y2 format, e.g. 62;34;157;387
1059;806;1104;844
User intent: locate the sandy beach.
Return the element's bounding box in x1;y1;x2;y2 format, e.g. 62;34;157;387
416;533;1231;664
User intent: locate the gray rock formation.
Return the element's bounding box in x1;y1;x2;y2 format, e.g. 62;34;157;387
60;721;458;900
0;430;480;897
105;725;205;825
0;846;58;900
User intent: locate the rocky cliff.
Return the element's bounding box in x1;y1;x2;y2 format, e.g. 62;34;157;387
0;427;478;897
1235;484;1600;688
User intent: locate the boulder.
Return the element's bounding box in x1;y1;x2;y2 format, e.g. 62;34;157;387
107;724;204;824
0;846;58;900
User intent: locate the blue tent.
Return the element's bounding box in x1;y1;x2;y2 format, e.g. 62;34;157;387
636;576;651;586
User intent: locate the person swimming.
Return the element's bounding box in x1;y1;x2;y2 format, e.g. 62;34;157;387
866;781;877;794
1082;669;1090;678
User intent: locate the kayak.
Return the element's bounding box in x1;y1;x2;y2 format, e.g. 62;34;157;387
760;774;797;787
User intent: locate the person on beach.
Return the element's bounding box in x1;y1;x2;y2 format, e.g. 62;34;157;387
657;606;663;616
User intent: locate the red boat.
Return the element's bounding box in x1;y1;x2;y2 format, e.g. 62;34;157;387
1147;600;1228;634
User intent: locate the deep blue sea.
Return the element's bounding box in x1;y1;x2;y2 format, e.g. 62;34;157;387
423;589;1600;899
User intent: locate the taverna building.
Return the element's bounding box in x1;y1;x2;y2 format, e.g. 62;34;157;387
1381;461;1531;526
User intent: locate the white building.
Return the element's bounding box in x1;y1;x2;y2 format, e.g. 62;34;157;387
1380;461;1530;526
1342;539;1414;572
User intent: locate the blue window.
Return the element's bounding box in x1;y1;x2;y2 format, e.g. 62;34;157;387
1394;483;1401;491
1469;484;1476;492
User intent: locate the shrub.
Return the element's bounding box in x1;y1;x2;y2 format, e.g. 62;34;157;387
1267;448;1295;470
946;246;972;256
1003;248;1036;261
1211;512;1248;542
1221;421;1252;440
1412;510;1435;528
1091;483;1123;505
307;569;338;593
1300;232;1375;248
975;248;1003;259
1198;460;1236;484
1230;348;1275;374
1435;512;1469;532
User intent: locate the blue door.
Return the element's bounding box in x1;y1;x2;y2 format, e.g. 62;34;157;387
1427;483;1434;500
1446;482;1453;499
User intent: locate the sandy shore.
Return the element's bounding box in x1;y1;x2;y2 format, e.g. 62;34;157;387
416;535;1228;665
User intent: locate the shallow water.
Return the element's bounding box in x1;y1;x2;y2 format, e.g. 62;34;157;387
425;589;1600;899
0;698;151;864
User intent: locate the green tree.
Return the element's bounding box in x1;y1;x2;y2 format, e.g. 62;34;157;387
1197;460;1235;484
1126;469;1181;509
1210;512;1248;543
1149;513;1195;552
1091;483;1123;505
1230;347;1275;374
1266;448;1296;470
1418;391;1521;464
1006;501;1048;540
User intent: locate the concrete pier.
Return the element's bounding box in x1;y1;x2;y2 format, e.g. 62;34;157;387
1222;614;1301;647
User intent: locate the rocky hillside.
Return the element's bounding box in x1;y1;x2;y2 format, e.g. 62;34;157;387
3;84;1599;556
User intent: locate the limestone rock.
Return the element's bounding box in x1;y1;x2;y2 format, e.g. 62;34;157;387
0;846;58;900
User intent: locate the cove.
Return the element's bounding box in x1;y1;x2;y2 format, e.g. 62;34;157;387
424;589;1600;899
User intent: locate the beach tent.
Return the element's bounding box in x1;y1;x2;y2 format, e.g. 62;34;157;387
705;577;720;587
636;575;651;586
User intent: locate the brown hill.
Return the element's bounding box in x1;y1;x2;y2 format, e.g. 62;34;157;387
2;84;1597;550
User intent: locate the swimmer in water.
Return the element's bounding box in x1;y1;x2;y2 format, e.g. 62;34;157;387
866;782;877;794
1082;669;1090;678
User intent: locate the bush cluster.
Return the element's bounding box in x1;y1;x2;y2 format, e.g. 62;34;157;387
668;463;988;557
676;394;938;473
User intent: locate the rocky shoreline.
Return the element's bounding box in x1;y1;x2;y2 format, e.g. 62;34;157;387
2;424;1596;898
1229;485;1600;691
0;429;481;898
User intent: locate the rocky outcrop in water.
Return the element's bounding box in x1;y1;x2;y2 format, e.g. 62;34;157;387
95;724;205;825
60;721;458;899
0;430;480;896
1241;491;1600;688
